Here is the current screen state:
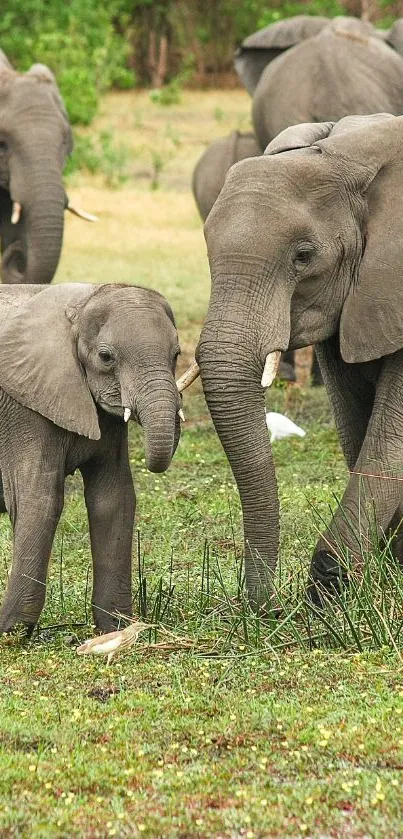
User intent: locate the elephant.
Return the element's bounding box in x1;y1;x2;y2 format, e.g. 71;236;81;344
180;112;403;609
192;130;322;385
0;282;183;634
0;50;91;285
192;131;261;223
234;15;403;152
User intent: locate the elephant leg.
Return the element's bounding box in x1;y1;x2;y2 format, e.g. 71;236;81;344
382;502;403;567
0;465;64;633
310;352;403;601
278;349;296;382
310;349;323;387
0;470;6;514
308;337;377;602
81;430;135;632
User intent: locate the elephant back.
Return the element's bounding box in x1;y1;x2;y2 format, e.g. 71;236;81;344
252;25;403;148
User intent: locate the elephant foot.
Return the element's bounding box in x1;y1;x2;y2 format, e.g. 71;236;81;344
0;620;36;639
306;549;349;607
92;603;133;634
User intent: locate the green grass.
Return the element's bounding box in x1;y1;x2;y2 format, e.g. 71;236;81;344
1;91;403;838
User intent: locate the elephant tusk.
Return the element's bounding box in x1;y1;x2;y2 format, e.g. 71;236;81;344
123;407;131;422
178;408;185;422
176;361;200;393
11;202;21;224
261;351;281;388
66;201;98;223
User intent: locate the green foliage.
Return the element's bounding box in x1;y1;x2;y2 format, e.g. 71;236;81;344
65;131;130;187
258;0;345;27
0;0;135;125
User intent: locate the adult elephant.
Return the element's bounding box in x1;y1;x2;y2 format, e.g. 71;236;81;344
235;16;403;151
181;113;403;608
0;50;90;284
192;130;321;384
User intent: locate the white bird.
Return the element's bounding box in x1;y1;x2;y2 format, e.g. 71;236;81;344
265;411;306;442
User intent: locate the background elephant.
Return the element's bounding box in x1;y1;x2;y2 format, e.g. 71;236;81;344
0;51;86;284
191;112;403;608
235;15;403;151
0;282;182;633
192;130;260;223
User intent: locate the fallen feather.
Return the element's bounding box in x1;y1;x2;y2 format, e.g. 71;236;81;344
265;411;306;442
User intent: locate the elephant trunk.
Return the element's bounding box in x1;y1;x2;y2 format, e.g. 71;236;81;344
125;372;180;474
198;315;282;610
7;142;65;284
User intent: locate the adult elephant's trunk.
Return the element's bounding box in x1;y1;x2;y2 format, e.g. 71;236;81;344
198;310;282;610
4;147;65;284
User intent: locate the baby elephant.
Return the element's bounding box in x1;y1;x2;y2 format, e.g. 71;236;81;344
0;283;182;634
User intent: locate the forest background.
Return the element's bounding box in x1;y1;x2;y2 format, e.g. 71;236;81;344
2;0;402;128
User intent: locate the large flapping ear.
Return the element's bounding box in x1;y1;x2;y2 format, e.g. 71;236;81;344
0;284;100;439
234;14;329;94
315;113;403;363
264;121;334;155
26;63;73;155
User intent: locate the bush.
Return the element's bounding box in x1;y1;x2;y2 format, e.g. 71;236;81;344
65;131;130;188
0;0;135;126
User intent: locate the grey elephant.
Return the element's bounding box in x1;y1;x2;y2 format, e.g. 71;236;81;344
192;131;260;223
0;282;182;634
0;50;91;285
180;113;403;608
235;15;403;151
192;129;321;385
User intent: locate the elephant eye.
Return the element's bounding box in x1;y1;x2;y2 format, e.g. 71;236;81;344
99;349;114;365
293;247;315;268
0;141;8;156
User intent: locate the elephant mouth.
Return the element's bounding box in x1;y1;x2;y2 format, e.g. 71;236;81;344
98;400;139;422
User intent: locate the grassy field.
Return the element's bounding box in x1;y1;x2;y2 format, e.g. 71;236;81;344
1;90;403;838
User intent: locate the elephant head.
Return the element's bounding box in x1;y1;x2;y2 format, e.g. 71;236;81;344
184;113;403;608
0;60;89;284
0;283;182;472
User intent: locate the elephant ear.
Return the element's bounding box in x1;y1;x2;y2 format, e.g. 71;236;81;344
264;121;334;155
235;15;329;94
316;113;403;363
0;283;100;439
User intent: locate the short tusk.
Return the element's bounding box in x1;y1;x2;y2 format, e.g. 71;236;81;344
261;351;281;388
176;361;200;393
124;407;131;423
178;408;185;422
11;202;21;224
66;201;98;223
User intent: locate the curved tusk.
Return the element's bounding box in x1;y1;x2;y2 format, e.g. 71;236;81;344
178;408;185;422
67;201;98;223
176;361;200;393
11;202;21;225
261;351;281;388
124;407;131;423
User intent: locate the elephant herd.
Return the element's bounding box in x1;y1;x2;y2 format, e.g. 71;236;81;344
2;14;403;634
